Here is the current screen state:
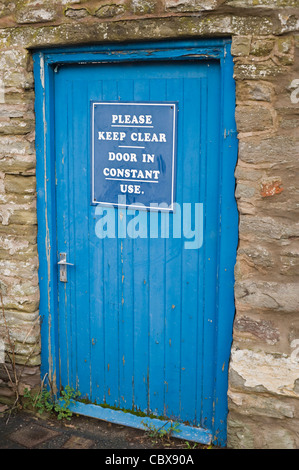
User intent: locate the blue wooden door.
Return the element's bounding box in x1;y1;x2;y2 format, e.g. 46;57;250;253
49;43;237;445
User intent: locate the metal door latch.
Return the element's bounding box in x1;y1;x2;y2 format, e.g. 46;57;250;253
58;252;74;282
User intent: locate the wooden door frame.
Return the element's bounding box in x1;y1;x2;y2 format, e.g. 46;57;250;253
33;39;238;446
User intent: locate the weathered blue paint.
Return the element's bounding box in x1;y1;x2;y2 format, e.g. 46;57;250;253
68;401;212;445
33;39;238;447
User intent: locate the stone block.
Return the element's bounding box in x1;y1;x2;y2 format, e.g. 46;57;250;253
280;246;299;275
0;136;35;156
231;36;251;57
2;90;35;107
228;390;295;419
0;258;38;279
226;0;298;7
64;8;89;19
234;61;285;81
278;12;299;34
227;412;298;449
235;280;299;313
233;315;280;344
281;240;299;260
274;39;295;65
131;0;156;14
259;426;297;449
0;2;16;19
2;70;34;90
6;208;37;226
0;193;36;208
239;215;299;243
95;4;126;18
0;155;36;174
4;175;36;195
227;414;255;449
0;118;35;135
1;292;39;311
2;314;40;345
229;347;299;397
15;7;57;24
0;104;26;119
231;15;276;35
8;280;39;298
0;223;37;238
165;0;219;11
235;104;274;133
0;244;36;262
235;182;256;199
237;243;275;271
0;49;29;70
276;35;294;55
279;113;299;130
234;161;263;182
236;81;274;102
250;38;275;57
238;135;298;165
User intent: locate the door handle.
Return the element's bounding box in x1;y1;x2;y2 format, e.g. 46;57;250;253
58;252;74;283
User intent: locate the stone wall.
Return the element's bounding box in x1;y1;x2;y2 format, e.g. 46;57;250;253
229;29;299;449
0;0;298;449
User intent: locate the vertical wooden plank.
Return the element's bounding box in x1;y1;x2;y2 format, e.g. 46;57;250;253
131;78;151;413
71;77;92;398
179;74;201;425
201;63;221;430
164;76;183;420
34;54;60;392
117;78;135;411
196;76;208;428
54;72;72;391
101;78;120;406
147;76;167;417
66;79;78;393
88;78;106;404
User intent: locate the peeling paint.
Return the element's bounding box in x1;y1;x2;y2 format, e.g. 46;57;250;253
230;348;299;397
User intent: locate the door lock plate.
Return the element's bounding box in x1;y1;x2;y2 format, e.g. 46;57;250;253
58;252;74;282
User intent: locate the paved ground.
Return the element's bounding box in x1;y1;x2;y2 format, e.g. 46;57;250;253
0;407;207;450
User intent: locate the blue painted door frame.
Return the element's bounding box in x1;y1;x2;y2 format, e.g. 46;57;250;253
33;39;238;446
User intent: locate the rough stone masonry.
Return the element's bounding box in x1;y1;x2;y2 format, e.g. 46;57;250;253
0;0;298;449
